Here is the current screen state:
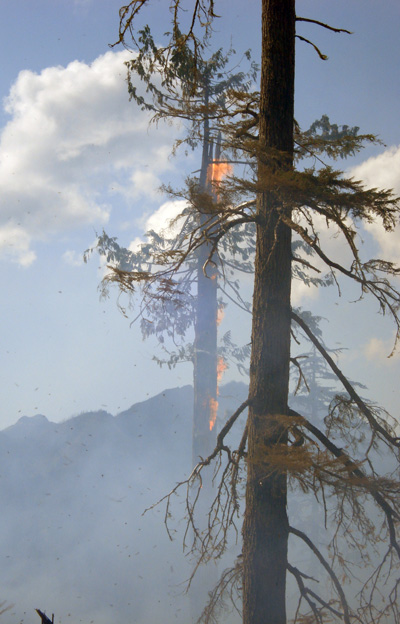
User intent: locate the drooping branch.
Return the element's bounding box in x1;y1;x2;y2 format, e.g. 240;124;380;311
295;35;328;61
0;603;13;618
197;560;243;624
287;562;345;623
143;398;250;518
295;17;351;61
113;0;218;56
289;407;400;556
289;526;352;624
287;563;323;624
292;311;400;448
280;207;400;324
215;399;250;458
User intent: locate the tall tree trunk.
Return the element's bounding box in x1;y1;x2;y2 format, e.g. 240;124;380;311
192;87;218;469
191;88;219;622
192;237;218;465
192;176;218;468
242;2;295;624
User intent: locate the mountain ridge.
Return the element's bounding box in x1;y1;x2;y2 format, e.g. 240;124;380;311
0;382;247;624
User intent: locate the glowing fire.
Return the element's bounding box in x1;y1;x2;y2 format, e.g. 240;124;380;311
217;356;228;383
207;161;233;186
209;398;218;432
209;356;228;431
207;151;231;432
216;305;225;327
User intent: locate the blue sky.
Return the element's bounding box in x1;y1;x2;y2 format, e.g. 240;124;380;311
1;0;400;428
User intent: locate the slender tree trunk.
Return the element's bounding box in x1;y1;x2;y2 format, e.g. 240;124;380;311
192;87;218;469
242;2;295;624
192;237;218;465
191;87;219;622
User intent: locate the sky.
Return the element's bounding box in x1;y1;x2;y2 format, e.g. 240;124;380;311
1;0;400;429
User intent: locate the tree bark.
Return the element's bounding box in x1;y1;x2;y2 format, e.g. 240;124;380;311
242;2;295;624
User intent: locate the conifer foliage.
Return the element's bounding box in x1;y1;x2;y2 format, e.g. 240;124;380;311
99;2;400;623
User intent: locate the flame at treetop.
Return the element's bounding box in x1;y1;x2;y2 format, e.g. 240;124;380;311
207;161;233;203
207;161;233;186
206;142;231;432
209;356;228;431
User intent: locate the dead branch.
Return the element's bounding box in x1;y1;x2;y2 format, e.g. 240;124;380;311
0;603;12;617
142;398;250;520
295;35;328;61
289;526;352;624
296;17;352;35
289;407;400;557
288;562;346;623
292;311;400;448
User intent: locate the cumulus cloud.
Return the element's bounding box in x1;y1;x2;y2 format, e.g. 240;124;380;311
0;50;179;266
350;146;400;264
129;200;188;252
0;224;36;266
363;335;400;364
142;199;187;234
62;249;85;267
351;146;400;195
291;277;320;306
290;211;355;304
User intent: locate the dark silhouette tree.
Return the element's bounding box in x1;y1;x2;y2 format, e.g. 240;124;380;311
94;2;400;624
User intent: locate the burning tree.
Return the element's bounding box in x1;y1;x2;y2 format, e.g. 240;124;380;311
88;44;256;461
94;2;400;624
87;43;256;621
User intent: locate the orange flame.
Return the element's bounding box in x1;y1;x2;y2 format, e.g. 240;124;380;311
208;161;233;184
217;356;228;382
206;161;233;202
209;398;218;432
209;356;228;431
207;154;230;433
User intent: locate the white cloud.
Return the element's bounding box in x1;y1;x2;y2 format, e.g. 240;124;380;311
291;277;319;306
363;335;400;364
62;249;85;267
0;50;180;266
350;146;400;264
289;211;354;304
115;169;162;202
351;146;400;195
129;200;188;252
0;224;36;266
144;200;187;234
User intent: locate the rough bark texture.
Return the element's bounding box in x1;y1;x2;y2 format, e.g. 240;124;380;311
242;2;295;624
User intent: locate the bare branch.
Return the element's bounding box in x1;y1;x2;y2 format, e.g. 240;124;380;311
292;311;400;448
296;17;352;35
289;407;400;555
289;526;352;624
296;35;328;61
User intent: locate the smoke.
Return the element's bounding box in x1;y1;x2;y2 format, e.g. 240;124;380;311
0;384;248;624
